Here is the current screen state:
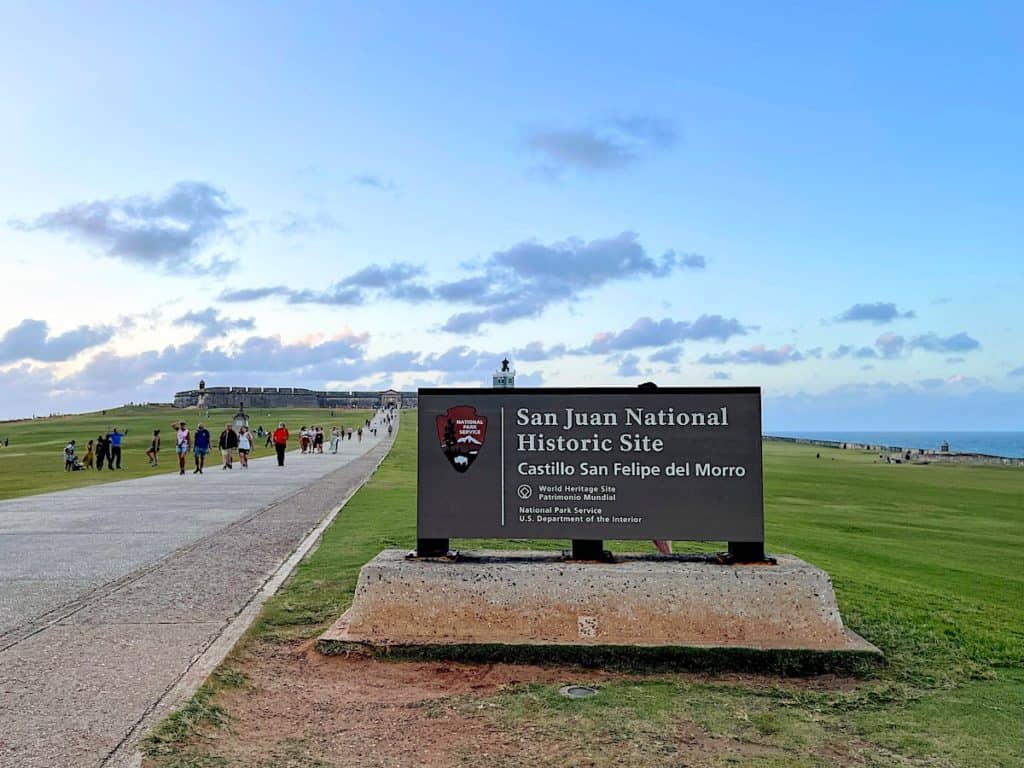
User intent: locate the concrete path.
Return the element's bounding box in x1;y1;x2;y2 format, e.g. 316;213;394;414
0;419;398;767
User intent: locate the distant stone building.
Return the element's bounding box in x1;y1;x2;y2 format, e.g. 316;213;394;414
173;384;417;410
379;389;403;409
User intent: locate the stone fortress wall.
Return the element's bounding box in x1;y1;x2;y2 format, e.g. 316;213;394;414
173;386;417;410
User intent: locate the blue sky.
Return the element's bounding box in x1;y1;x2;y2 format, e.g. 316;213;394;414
1;2;1021;428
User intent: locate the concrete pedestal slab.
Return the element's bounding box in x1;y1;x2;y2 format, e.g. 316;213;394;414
320;549;880;670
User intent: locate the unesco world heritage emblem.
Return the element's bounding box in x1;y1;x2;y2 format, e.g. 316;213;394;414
436;405;487;473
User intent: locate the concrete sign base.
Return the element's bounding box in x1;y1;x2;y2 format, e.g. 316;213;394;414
319;550;880;666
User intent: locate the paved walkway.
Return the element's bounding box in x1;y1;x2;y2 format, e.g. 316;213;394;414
0;420;397;767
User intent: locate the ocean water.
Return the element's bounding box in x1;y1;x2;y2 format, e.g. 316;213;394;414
770;431;1024;459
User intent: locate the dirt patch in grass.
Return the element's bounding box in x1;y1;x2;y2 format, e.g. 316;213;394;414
259;637;621;701
182;640;614;767
148;639;868;768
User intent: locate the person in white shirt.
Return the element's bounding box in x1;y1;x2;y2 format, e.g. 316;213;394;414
173;421;191;476
237;426;252;468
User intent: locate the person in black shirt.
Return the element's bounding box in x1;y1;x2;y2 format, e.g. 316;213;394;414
95;434;108;471
218;424;239;469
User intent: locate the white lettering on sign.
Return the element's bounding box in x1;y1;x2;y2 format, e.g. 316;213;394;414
695;463;747;477
515;406;729;430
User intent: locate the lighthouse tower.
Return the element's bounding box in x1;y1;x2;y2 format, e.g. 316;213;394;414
492;357;515;389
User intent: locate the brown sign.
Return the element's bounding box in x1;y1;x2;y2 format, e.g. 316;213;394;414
418;387;764;541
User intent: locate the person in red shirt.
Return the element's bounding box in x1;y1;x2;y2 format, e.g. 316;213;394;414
272;422;290;467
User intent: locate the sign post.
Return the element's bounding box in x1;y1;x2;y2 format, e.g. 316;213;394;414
319;383;879;660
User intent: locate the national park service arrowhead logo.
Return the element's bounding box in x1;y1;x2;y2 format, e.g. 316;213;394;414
436;405;487;473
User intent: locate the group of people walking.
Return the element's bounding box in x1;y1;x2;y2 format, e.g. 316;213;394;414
170;422;255;474
174;418;368;472
295;425;363;454
62;409;396;476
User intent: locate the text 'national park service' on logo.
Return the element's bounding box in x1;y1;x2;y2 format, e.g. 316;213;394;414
436;405;487;473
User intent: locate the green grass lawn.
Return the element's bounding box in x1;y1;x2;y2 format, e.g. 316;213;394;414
0;405;373;499
144;414;1024;766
